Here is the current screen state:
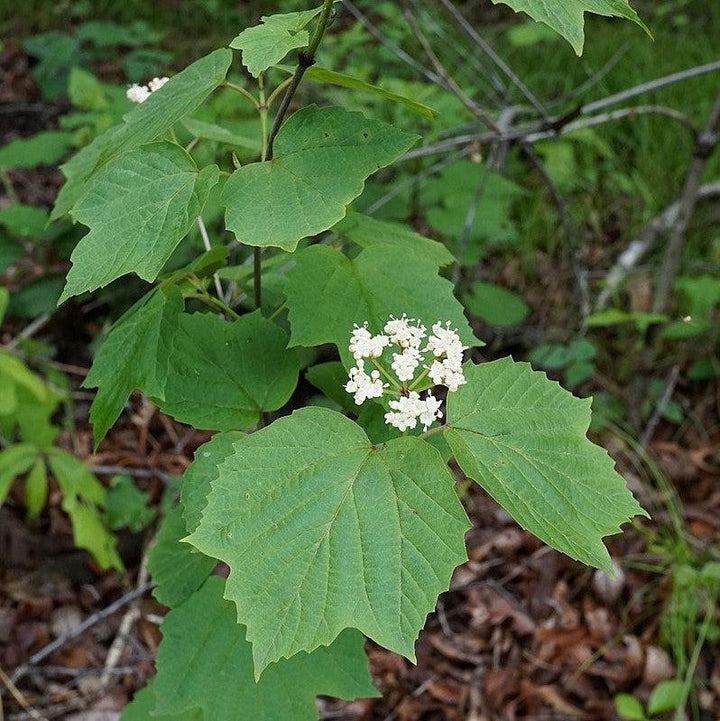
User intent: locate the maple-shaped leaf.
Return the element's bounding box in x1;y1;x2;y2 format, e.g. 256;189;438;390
230;6;325;77
222;105;417;251
84;286;183;447
60;142;219;302
492;0;647;54
444;358;648;571
285;244;477;367
188;407;470;676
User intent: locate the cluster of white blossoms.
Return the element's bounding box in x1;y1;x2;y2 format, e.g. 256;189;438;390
344;315;467;432
126;76;170;103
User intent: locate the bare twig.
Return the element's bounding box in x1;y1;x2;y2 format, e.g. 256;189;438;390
641;365;681;447
652;92;720;314
0;667;48;721
582;60;720;115
196;216;224;301
99;559;149;690
596;181;720;309
5;314;51;351
11;583;155;685
88;464;173;485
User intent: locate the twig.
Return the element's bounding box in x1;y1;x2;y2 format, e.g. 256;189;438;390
11;582;155;685
266;0;336;160
641;365;681;447
99;559;149;690
437;0;548;119
652;92;720;314
0;667;48;721
341;0;446;87
596;181;720;310
88;464;173;485
582;60;720;115
196;216;224;301
5;314;51;351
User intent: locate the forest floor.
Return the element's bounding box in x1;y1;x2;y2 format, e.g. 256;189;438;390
1;30;720;721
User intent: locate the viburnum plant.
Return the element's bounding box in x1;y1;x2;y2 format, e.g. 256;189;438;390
50;1;649;717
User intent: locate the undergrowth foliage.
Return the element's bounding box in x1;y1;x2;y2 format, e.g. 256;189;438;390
47;1;650;717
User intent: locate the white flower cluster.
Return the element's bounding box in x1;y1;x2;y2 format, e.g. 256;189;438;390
126;76;170;103
344;315;467;432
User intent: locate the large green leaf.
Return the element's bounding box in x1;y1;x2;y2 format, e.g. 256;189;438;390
155;311;300;432
492;0;647;54
285;244;476;365
222;105;417;251
121;683;199;721
84;286;184;447
444;359;647;571
333;210;454;267
230;6;325;77
135;577;377;720
60;142;219;301
188;407;470;676
181;432;244;535
147;504;216;608
52;48;232;221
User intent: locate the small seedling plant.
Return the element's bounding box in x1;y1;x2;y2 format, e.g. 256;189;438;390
48;1;650;717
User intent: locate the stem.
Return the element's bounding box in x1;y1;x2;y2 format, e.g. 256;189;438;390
223;81;260;109
268;303;286;321
267;78;293;109
196;216;225;300
253;247;262;309
265;0;335;160
185;291;240;320
408;365;431;390
419;424;448;440
370;358;402;390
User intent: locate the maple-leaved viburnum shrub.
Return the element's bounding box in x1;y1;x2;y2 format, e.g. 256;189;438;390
51;1;649;717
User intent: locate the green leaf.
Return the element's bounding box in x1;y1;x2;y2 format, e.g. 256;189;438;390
84;286;183;447
188;407;470;676
52;48;232;221
147;504;215;608
306;361;355;411
647;679;685;715
285;244;476;366
0;205;50;237
146;576;378;719
24;458;48;525
223;106;417;251
60;142;219;302
614;694;646;721
181;432;244;535
0;131;73;169
0;444;39;506
0;288;8;327
491;0;647;55
181;117;260;150
121;682;199;721
462;281;530;327
105;476;154;531
155;310;300;432
445;359;647;572
304;67;436;119
0;234;22;272
68;67;109;111
334;210;453;267
47;449;122;571
230;6;325;77
0;378;16;415
0;351;48;402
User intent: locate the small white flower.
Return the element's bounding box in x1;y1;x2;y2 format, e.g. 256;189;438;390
391;347;421;382
349;323;389;360
384;314;426;349
148;76;170;92
126;76;170;103
426;321;466;358
418;391;443;430
345;366;386;405
126;83;151;103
